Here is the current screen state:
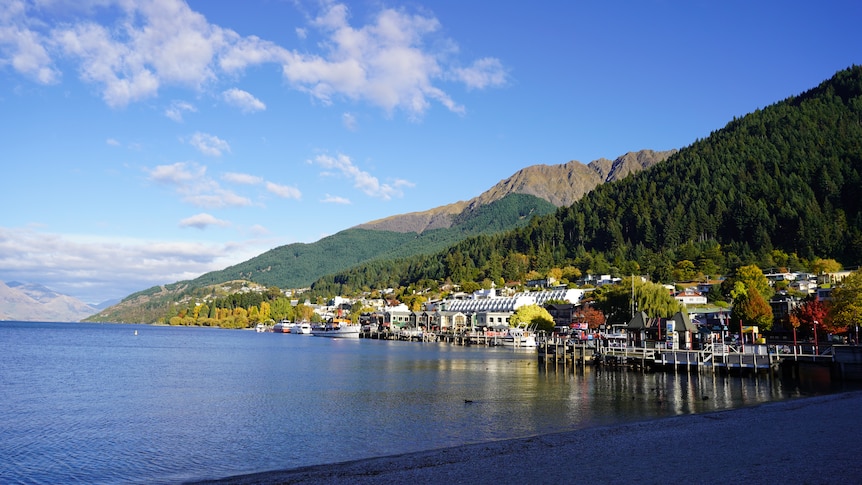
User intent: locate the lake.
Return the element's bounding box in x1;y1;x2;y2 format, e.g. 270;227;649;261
0;321;847;484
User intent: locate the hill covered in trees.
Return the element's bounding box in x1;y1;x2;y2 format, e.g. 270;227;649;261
308;66;862;297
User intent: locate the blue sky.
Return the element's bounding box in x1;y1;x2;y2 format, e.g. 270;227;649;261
1;0;860;304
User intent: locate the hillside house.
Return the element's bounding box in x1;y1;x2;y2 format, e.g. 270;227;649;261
674;287;707;306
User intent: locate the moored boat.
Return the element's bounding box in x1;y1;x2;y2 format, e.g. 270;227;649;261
273;320;292;333
292;322;312;335
311;318;360;338
501;327;537;348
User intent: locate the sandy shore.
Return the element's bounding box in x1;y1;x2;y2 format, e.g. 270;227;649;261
191;391;862;484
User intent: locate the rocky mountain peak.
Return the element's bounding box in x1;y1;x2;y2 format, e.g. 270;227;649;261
357;149;676;233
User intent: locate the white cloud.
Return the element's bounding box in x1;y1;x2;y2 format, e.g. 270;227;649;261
342;112;357;131
452;57;508;90
322;194;351;204
147;164;301;208
0;225;258;303
106;138;120;146
222;87;265;113
188;132;230;156
182;189;251;209
265;181;301;199
50;0;221;107
146;162;251;209
222;172;263;185
53;21;161;107
165;100;196;122
4;1;506;116
280;3;469;118
147;161;206;185
179;212;229;229
311;153;413;200
0;1;61;84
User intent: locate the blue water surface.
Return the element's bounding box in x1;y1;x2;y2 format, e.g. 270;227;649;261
0;321;839;484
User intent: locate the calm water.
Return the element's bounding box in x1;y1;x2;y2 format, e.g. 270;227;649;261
0;321;848;484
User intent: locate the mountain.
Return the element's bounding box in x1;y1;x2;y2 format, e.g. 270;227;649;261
356;149;675;233
87;150;670;323
93;298;121;310
1;281;97;322
307;65;862;295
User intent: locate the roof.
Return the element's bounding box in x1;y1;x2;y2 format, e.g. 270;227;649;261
669;311;697;333
625;311;652;330
626;311;697;333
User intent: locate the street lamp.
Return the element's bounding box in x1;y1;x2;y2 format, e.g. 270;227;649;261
813;320;819;356
792;320;798;360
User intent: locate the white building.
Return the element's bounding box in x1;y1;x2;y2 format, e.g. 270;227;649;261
674;287;707;306
436;288;586;313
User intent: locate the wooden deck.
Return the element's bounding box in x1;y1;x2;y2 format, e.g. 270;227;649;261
537;341;853;374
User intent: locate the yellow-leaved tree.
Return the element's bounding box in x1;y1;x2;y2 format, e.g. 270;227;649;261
830;268;862;334
510;304;555;333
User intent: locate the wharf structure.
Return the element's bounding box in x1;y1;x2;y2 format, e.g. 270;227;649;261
537;309;862;380
538;338;862;380
353;285;862;379
360;288;586;342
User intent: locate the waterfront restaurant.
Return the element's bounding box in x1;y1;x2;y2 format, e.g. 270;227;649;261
625;311;698;349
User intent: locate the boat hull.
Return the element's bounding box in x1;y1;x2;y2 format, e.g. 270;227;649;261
311;330;359;338
311;325;361;338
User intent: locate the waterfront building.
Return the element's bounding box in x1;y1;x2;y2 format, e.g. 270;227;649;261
624;311;699;349
435;288;585;314
384;304;413;328
413;288;587;332
419;310;469;332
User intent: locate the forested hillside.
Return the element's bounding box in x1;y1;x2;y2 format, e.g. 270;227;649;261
309;66;862;297
191;193;556;288
86;193;556;322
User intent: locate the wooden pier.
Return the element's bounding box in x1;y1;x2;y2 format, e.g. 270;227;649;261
360;329;508;345
537;341;860;376
358;329;862;380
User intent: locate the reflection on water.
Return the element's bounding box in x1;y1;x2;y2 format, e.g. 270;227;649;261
0;321;854;484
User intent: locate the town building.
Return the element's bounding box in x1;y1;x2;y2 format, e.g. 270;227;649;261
673;287;707;306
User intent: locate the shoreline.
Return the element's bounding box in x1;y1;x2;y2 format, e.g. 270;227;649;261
190;390;862;484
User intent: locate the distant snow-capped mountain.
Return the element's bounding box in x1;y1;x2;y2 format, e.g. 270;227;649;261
1;281;97;322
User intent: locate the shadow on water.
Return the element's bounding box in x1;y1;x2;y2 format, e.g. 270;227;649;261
536;358;862;430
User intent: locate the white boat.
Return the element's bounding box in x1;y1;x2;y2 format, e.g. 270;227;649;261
255;323;268;332
501;328;537;348
273;321;291;333
292;322;312;335
311;318;360;338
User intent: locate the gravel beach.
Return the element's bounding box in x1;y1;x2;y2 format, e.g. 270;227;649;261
192;391;862;485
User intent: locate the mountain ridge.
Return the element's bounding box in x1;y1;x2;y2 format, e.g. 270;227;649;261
355;149;675;233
